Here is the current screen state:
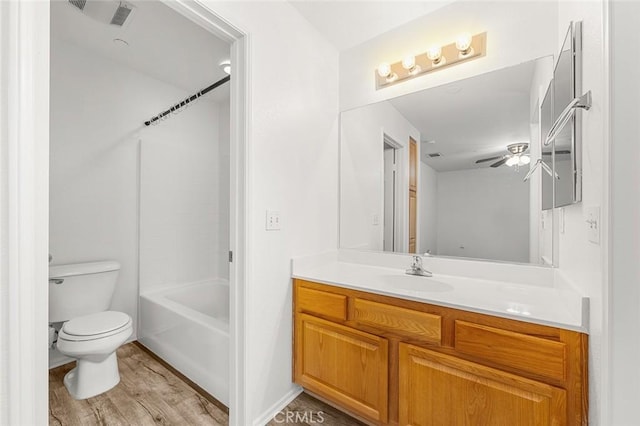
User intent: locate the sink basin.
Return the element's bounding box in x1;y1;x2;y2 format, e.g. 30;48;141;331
381;275;453;293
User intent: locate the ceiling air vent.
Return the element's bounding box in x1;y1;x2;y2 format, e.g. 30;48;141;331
110;2;134;27
427;153;443;158
67;1;136;28
68;0;87;11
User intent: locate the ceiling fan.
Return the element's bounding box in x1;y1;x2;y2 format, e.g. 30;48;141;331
475;143;531;168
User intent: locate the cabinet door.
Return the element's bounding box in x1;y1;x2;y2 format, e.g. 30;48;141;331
295;313;389;423
399;343;566;426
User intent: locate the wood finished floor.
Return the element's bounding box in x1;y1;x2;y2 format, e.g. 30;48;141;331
49;342;363;426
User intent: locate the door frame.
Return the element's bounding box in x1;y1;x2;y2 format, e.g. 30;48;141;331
0;1;250;424
383;134;402;252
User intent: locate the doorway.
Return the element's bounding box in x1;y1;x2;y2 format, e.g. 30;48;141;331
383;134;402;252
0;1;249;424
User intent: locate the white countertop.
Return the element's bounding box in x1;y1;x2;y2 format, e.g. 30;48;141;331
292;250;589;333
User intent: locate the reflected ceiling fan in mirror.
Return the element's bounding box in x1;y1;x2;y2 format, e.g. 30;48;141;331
475;142;530;168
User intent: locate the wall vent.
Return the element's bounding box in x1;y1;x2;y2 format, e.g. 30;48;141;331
110;2;134;27
427;153;443;158
68;0;87;11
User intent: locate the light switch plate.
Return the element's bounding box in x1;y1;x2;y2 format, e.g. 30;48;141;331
372;214;380;226
585;206;600;244
266;210;281;231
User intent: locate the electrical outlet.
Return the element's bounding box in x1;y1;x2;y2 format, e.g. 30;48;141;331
266;210;281;231
585;206;600;244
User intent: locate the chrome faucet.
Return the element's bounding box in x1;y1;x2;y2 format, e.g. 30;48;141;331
406;255;432;277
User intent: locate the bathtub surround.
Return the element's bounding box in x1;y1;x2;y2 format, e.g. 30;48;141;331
139;91;230;289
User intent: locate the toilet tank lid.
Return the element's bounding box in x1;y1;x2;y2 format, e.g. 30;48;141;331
49;261;120;279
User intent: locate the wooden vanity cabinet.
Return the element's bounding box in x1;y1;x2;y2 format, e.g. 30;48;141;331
293;279;588;426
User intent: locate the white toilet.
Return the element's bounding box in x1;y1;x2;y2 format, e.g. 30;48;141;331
49;260;132;400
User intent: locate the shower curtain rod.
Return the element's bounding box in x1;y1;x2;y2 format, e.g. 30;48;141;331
144;75;231;126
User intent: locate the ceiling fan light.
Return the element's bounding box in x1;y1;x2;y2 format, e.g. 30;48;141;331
519;155;531;165
506;156;519;167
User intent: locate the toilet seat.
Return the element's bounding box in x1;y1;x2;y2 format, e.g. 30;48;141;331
59;311;132;342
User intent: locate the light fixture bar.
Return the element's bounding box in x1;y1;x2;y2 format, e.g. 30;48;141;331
375;32;487;90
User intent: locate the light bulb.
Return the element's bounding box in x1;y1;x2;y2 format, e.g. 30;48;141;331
402;55;416;70
377;62;391;78
219;60;231;75
455;33;473;55
519;155;531;165
506;156;519;167
426;46;444;66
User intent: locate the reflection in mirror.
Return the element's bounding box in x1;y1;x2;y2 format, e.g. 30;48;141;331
340;57;555;265
554;25;577;206
541;84;554;211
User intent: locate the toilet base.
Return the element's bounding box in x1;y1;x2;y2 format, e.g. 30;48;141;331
63;352;121;400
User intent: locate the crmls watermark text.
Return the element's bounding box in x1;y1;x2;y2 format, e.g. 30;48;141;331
272;409;325;424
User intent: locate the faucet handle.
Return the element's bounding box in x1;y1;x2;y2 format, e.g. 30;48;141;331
411;255;422;268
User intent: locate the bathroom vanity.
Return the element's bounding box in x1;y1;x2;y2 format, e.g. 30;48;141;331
292;253;588;425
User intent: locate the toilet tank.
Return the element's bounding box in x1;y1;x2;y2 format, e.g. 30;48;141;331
49;261;121;323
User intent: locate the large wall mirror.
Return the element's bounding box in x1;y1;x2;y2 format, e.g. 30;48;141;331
340;56;557;265
541;21;585;209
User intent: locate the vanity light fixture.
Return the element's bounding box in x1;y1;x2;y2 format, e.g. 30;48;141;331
375;32;487;89
426;46;445;66
402;55;421;75
377;62;398;82
455;33;473;57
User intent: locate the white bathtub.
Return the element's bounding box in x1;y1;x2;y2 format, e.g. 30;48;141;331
138;280;229;406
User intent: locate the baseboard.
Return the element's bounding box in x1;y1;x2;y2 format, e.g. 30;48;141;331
252;385;303;426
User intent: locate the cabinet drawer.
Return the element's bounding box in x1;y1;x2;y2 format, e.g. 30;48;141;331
353;298;441;344
454;320;566;382
297;286;347;321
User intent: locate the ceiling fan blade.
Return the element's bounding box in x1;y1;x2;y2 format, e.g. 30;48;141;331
475;155;503;164
490;157;509;168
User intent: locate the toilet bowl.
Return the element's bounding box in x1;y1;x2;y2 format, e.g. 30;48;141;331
49;260;131;400
56;311;133;400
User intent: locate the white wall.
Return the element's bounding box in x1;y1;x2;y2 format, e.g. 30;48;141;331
339;1;558;111
436;167;530;262
340;101;420;251
198;2;340;423
419;161;437;255
609;2;640;424
553;4;608;424
50;38;228;334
